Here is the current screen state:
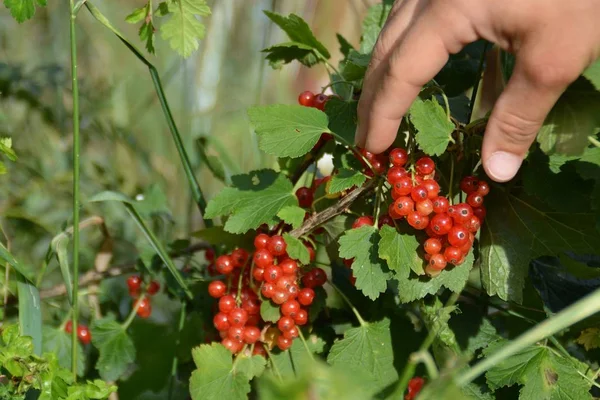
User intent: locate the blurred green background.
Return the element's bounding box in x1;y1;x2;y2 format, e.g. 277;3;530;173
0;1;374;398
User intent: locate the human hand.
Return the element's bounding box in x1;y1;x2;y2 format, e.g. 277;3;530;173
355;0;600;182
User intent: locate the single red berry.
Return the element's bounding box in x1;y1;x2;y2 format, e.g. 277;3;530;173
219;295;236;313
287;284;299;299
392;176;414;197
465;215;481;233
460;176;479;194
283;326;299;339
276;275;296;291
281;300;300;318
407;212;429;230
277;335;293;351
65;320;73;334
231;248;249;267
459;240;472;255
242;297;261;315
473;205;487;221
254;249;274;269
228;308;249;327
312;93;329;110
415;157;435;176
264;265;283;283
370;158;386;175
428;253;447;271
208;280;227;298
430;213;453;235
205;248;215;262
432;196;450;214
298;90;315;107
444;246;463;265
392;196;415;217
352;216;374;229
294;309;308;326
77;325;91;345
296;187;314;208
298;288;315;306
215;255;234;275
387;166;408;185
279;258;298;275
127;275;142;293
261;282;276;298
254;233;270;250
389;148;408;167
222;337;243;354
424;238;442;255
243;326;261;344
302;271;316;289
451;203;473;224
422;179;440;199
406;377;425;400
305;243;316;262
253;342;267;357
135;297;152;318
252;267;265;282
477;180;490;196
272;290;290;305
448;225;469;247
416;199;434;216
467;192;484;208
425;226;441;239
147;280;160;295
228;325;244;342
311;268;327;286
410;185;429;202
278;316;295;332
378;214;395;228
267;235;287;256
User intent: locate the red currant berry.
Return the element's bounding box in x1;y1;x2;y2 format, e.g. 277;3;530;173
228;308;249;327
460;176;479;194
205;248;215;262
410;185;429;202
281;300;300;318
392;196;415;217
242;297;261;315
272;290;289;305
228;326;244;342
301;271;316;289
451;203;473;224
416;199;434;216
76;325;91;345
424;238;442;255
253;342;267;357
231;248;249;267
370;158;386;175
252;267;265;282
473;205;486;221
243;326;261;344
287;284;299;299
254;233;270;250
415;157;435;176
459;237;473;254
277;316;295;332
352;216;374;229
219;295;236;313
294;309;308;326
406;377;425;400
253;249;274;269
448;225;469;247
305;243;316;262
428;253;447;271
147;280;160;295
422;179;440;199
222;337;243;354
65;320;73;334
267;235;287;256
477;180;490;196
425;226;441;239
389;203;403;220
298;90;314;107
264;265;282;283
208;280;227;298
215;255;234;275
127;275;142;294
378;214;395;228
276;275;296;291
312;93;329;110
298;288;315;306
261;282;276;298
392;176;414;197
389;148;408;167
444;246;462;265
277;335;293;351
135;297;152;318
311;268;327;286
407;212;429;230
387;166;408;185
279;259;298;275
465;215;481;233
283;326;299;339
430;213;453;235
467;192;484;208
432;196;450;214
296;187;314;208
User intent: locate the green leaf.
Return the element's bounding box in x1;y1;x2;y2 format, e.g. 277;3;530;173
260;296;280;323
262;42;319;69
247;105;330;158
341;50;370;81
397;250;474;303
327;169;366;194
576;328;600;351
283;233;309;265
3;0;46;23
91;317;136;381
538;78;600;155
325;98;358;144
484;342;592;399
42;327;84;376
360;0;394;53
51;233;73;305
467;319;500;355
410;98;454;156
322;215;352;245
17;280;42;355
125;5;146;23
205;170;298;233
263;11;330;59
327;319;398;396
160;0;211;58
338;226;391;300
0;241;34;284
190;343;266;400
270;335;325;378
420;297;460;353
378;225;425;279
479;190;600;303
336;33;355;57
277;206;305;229
139;19;156;54
583;59;600;91
0;137;17;161
192;226;254;249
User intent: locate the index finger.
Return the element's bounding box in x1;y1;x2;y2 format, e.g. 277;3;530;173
356;2;478;153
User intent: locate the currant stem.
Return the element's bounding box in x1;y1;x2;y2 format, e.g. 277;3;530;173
297;329;315;362
265;346;283;382
448;156;455;205
328;280;367;327
467;42;489;123
122;293;145;330
411;350;439;379
236;261;251;305
373;178;384;223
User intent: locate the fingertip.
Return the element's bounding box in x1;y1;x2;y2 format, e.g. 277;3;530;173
483;151;523;182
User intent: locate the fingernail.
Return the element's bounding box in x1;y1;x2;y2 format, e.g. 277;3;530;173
485;151;523;182
354;125;366;147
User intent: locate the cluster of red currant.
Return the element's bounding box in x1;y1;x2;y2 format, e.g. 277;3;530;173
207;234;323;354
381;148;488;275
65;320;91;345
126;275;161;318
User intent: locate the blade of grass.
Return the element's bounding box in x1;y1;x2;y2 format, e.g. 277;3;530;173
84;2;211;226
17;279;42;355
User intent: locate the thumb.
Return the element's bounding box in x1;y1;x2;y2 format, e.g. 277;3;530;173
481;55;579;182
